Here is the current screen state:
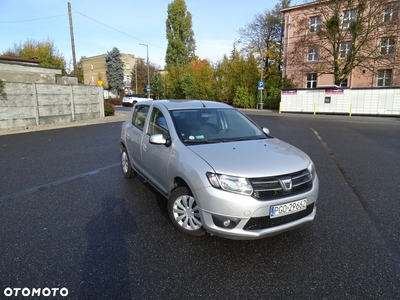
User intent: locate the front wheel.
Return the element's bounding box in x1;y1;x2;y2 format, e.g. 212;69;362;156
168;187;205;236
121;147;136;178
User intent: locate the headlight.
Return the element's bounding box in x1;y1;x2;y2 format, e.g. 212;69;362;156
206;172;253;195
307;161;316;180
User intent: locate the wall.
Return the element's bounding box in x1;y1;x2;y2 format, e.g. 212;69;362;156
0;82;104;129
0;62;62;84
281;88;400;116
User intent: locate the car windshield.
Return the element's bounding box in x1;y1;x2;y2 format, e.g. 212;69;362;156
170;108;266;143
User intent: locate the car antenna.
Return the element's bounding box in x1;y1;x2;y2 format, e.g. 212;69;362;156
199;100;206;108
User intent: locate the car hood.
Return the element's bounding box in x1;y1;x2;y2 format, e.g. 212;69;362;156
188;138;310;177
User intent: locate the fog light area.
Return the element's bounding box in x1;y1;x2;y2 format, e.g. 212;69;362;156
212;215;240;229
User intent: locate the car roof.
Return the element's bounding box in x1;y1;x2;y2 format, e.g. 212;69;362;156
154;100;233;110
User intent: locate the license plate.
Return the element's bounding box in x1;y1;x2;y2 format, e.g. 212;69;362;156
270;199;307;219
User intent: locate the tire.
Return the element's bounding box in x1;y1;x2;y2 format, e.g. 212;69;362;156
121;147;136;178
168;187;205;236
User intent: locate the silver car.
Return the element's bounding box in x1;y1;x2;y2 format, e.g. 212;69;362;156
120;100;319;240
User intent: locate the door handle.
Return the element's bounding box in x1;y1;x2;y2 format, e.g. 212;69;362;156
142;144;147;151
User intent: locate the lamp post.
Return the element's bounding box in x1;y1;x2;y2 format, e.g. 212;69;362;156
139;43;150;98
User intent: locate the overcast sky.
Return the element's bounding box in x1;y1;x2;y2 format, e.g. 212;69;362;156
0;0;301;71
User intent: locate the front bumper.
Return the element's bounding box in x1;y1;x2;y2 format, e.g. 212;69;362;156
194;175;319;240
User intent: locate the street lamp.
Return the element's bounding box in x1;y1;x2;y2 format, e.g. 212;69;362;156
139;43;150;98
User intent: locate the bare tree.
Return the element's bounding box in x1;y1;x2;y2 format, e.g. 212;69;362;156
238;0;291;78
290;0;400;86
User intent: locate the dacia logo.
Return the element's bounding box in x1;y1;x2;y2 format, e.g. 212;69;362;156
279;177;293;193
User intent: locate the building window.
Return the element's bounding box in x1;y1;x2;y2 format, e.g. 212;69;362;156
383;2;400;22
343;10;356;29
340;42;352;58
377;69;393;86
310;16;321;32
381;38;396;55
90;64;94;70
308;47;318;61
126;63;130;70
307;73;317;88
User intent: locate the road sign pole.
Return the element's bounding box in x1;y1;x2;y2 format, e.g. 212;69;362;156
258;66;264;110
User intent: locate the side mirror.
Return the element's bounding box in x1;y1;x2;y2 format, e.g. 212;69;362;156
149;133;167;145
262;127;270;135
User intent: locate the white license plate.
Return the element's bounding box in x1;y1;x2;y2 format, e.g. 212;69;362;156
270;199;307;219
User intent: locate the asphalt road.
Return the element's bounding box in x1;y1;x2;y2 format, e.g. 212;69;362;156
0;111;399;300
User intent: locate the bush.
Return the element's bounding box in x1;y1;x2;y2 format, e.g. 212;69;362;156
232;86;256;108
104;102;115;116
106;98;122;106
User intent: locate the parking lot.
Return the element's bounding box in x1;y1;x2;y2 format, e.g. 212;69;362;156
0;111;399;299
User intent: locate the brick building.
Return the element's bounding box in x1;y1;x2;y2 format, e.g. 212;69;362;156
81;54;143;88
281;0;400;88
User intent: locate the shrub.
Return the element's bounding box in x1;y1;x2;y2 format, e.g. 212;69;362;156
232;86;256;108
105;98;122;106
104;102;115;116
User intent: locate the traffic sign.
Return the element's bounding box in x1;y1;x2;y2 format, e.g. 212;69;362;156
258;81;265;90
146;84;150;91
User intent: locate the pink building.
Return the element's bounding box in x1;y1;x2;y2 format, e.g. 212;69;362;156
281;1;400;88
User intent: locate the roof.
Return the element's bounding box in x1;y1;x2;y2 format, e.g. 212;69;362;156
156;100;233;110
281;0;323;13
0;56;40;64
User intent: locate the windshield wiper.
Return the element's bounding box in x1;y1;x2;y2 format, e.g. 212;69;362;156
183;139;218;144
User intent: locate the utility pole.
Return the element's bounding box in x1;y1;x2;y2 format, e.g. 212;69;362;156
135;60;138;94
139;43;150;98
68;2;77;77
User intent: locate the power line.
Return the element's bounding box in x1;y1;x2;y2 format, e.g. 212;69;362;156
0;14;67;24
71;8;165;51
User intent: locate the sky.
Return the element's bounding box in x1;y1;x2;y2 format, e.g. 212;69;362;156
0;0;302;71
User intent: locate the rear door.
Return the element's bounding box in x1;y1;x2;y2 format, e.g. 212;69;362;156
125;104;150;174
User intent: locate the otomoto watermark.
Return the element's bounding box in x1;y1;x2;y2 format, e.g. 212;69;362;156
4;287;68;297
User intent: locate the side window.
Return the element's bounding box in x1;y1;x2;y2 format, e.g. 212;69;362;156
148;108;169;139
132;105;149;131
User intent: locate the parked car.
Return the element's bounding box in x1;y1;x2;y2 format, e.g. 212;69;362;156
120;100;319;240
122;94;152;107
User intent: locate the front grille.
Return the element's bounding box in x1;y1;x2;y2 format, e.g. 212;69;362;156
243;203;314;231
250;169;312;200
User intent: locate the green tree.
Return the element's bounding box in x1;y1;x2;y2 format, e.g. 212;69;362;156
71;57;84;83
291;0;400;86
151;72;165;99
180;72;195;99
105;47;124;94
233;86;256;108
192;59;214;100
2;38;66;74
165;0;196;69
131;59;157;95
215;52;259;106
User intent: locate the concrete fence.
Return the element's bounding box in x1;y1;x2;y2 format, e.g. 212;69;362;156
281;88;400;116
0;82;104;129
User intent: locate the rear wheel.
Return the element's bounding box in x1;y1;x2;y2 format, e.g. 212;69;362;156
121;147;135;178
168;187;205;236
